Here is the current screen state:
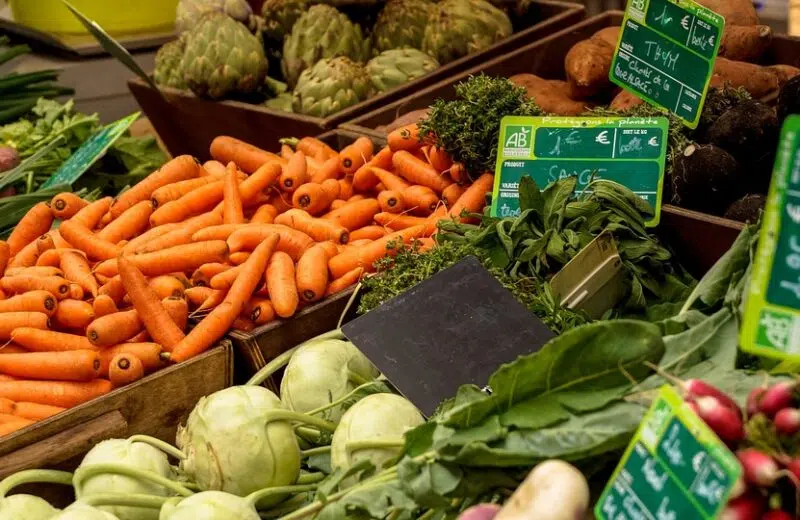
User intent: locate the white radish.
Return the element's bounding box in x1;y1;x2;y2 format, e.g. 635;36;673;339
494;460;589;520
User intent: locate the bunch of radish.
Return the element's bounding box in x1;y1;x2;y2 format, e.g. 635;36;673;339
682;378;800;519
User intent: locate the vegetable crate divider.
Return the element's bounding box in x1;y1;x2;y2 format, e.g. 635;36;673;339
340;12;800;278
0;341;233;505
127;0;585;160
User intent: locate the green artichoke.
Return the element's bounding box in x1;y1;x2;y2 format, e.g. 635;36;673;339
175;0;253;32
372;0;435;53
366;48;439;92
183;13;269;99
261;0;309;45
153;36;188;89
282;5;371;88
293;57;374;117
265;93;295;112
422;0;513;64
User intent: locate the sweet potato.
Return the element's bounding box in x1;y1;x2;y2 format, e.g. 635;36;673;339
379;109;431;134
564;37;615;99
508;74;592;115
719;24;772;62
712;58;780;99
769;65;800;88
609;90;644;111
695;0;758;25
592;26;620;48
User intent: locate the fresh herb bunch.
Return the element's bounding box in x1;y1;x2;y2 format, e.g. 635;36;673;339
358;241;589;334
419;75;540;179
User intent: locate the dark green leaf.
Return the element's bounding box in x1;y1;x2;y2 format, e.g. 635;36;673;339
518;176;544;215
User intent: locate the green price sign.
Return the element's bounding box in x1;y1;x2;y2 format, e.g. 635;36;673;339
595;385;741;520
740;116;800;362
610;0;724;128
491;115;669;226
41;112;140;189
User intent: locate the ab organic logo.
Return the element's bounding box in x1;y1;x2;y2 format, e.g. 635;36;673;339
503;125;532;157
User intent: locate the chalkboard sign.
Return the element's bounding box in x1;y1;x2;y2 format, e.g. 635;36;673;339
610;0;724;128
491;115;668;226
595;385;741;520
41;112;140;189
740;116;800;361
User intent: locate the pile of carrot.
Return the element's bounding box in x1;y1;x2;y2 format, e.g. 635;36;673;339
0;126;492;437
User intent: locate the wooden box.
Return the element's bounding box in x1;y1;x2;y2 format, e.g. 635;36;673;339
128;1;585;159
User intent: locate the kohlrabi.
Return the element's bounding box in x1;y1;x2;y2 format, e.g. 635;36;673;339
331;394;424;477
0;469;72;520
51;503;120;520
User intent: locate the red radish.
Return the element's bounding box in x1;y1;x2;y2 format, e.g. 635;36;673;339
737;449;779;487
746;386;767;417
786;459;800;481
774;408;800;435
758;382;796;417
684;379;741;416
762;511;794;520
720;492;765;520
695;396;745;444
457;504;501;520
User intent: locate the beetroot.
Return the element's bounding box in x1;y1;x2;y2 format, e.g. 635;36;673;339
720;492;766;520
695;396;745;444
773;408;800;436
737;449;780;487
746;387;767;417
758;382;796;417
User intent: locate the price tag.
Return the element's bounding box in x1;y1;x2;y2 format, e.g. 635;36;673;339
41;112;140;189
740;116;800;360
491;115;669;226
595;385;741;520
610;0;724;128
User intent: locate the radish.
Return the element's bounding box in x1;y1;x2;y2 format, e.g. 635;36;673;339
457;504;501;520
684;379;741;417
746;386;767;417
762;510;794;520
720;492;765;520
786;459;800;481
774;408;800;435
737;449;779;487
494;460;589;520
758;382;796;417
694;397;745;444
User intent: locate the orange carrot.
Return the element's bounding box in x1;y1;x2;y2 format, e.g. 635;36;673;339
12;328;96;352
87;310;142;347
296;244;330;302
0;276;70;299
58;220;120;261
350;225;387;241
415;237;436;252
292;178;340;215
223;162;245;224
98;276;125;304
8;241;42;269
329;225;427;279
229;252;250;265
163;297;189;330
112;155;201;219
0;379;112;408
72;197;113;229
209;264;244;291
107;240;230;278
118;256;186;352
191;224;244;242
36;233;54;255
203;160;227;177
387;124;421;152
374;212;429;230
323;198;380;232
310;156;341;183
0;345;27;355
149;180;225;227
0;419;33;435
120;224;178;255
339;137;374;175
109;353;145;387
330;200;346;211
0;350;100;381
244;298;275;325
326;267;363;296
250;204;278;224
296;137;338;161
191;263;230;287
92;295;119;318
0;241;9;276
148;275;185;300
50;192;88;220
279;150;308;193
52;300;94;330
403;185;440;216
280;143;295;161
275;209;349;244
371;167;410;193
442;183;466;207
60;250;98;297
185;287;215;307
8;264;64;278
97;200;153;243
227;225;313;260
0;397;13;414
378;190;405;214
267;251;298;318
449;163;466;184
35;249;60;268
138;211;223;254
210;136;281;173
7;203;53;256
69;284;83;300
352;146;394;192
393;150;451;193
197;289;226;312
13;402;65;420
0;291;56;316
151;176;221;208
99;343;162;377
239;162;282;207
449;172;493;221
429;146;453;172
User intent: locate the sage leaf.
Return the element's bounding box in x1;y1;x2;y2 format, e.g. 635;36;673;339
518;176;543;215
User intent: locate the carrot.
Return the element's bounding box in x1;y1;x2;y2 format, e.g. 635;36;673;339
149;180;225;227
112;155;201;219
429;146;453;172
222;162;245;225
393;151;450;193
266;251;299;318
138;211;223;254
403;185;440;215
163;297;189;330
97;200;153;244
374;212;429;230
329;200;346;211
110;240;229;278
329;225;427;279
60;250;98;297
0;397;13;414
148;275;185;300
370;167;408;192
0;345;27;354
448;163;467;184
378;190;406;214
13;402;65;421
120;226;174;256
50;192;88;220
239;162;282;207
170;234;280;363
7;203;54;256
12;328;96;352
449;172;493;221
7;265;62;279
326;267;363;296
250;204;278;224
151;176;220;209
118;256;186;352
442;183;466;207
35;249;60;268
87;310;142;347
198;289;226;312
8;241;42;269
309;156;340;183
0;350;100;381
279;150;309;193
292;178;340;215
339;137;374;175
227;225;313;260
203;160;227;177
109;353;145;387
98;276;125;304
185;287;216;307
92;296;118;320
323;199;379;233
244;298;275;325
296;137;338;161
415;237;436;252
296;244;330;302
350;226;387;241
275;209;349;244
0;241;9;276
229;252;250;265
69;284;83;300
191;263;230;287
0;291;56;316
268;190;294;214
71;197;112;229
0;379;112;408
210;136;280;174
99;343;162;377
191;224;244;242
0;276;70;299
58;220;120;261
280;143;295;161
388;124;421;152
0;419;33;435
351;146;392;194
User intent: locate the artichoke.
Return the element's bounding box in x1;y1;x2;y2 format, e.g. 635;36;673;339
261;0;309;45
183;13;268;99
366;48;439;92
422;0;513;64
282;5;371;88
175;0;253;32
153;36;187;90
293;57;374;117
265;93;295;112
372;0;435;53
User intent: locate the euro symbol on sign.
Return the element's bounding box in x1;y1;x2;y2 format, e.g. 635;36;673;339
648;136;659;147
595;131;610;145
681;15;690;30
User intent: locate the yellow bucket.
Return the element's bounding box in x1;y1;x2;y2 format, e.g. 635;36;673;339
10;0;179;36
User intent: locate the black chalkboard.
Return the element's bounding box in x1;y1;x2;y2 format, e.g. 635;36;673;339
343;256;555;416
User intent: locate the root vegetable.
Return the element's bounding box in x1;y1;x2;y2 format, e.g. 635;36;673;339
458;504;501;520
694;396;745;444
610;90;644;111
747;386;767;417
670;143;743;216
683;379;741;416
725;195;766;224
774;407;800;435
770;65;800;88
508;74;592;116
695;0;758;25
720;25;772;62
720;491;766;520
564;37;614;99
762;511;794;520
758;381;796;417
737;449;779;487
778;76;800;123
712;59;780;99
495;459;589;520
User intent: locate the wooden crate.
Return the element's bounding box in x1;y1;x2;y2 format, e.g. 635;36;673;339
128;1;585;159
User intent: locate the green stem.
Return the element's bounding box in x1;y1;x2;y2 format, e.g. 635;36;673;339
81;493;169;509
417;509;437;520
127;435;187;460
300;446;330;458
346;439;404;456
347;371;371;387
296;472;326;485
306;382;373;416
246;484;319;509
258;493;312;518
295;426;323;444
0;470;73;497
74;464;194;498
265;410;337;433
247;346;301;386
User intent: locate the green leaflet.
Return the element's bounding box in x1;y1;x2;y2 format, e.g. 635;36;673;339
316;480;418;520
518;176;544;215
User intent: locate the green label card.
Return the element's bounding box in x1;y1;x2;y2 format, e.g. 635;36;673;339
740;116;800;360
595;385;741;520
41;112;140;189
610;0;724;128
492;115;669;226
